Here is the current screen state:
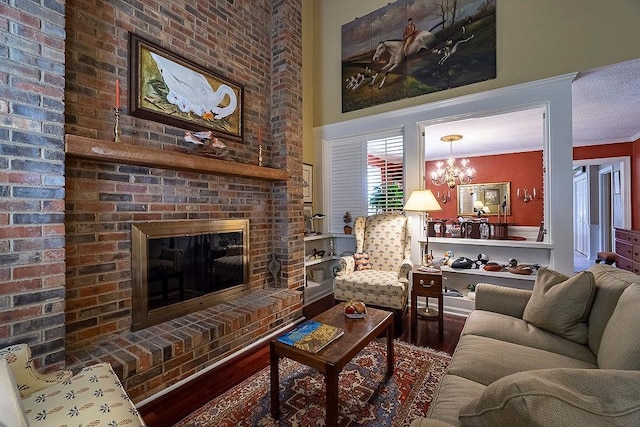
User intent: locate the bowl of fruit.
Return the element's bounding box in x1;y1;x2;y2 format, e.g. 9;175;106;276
344;299;367;318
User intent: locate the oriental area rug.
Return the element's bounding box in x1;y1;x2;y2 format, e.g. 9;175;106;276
174;340;451;427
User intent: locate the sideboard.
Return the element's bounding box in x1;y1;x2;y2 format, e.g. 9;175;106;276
614;228;640;274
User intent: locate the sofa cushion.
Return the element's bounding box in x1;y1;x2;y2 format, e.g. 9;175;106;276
458;368;640;427
598;284;640;370
448;335;597;386
587;263;640;355
426;374;486;426
522;268;595;344
462;311;597;364
0;359;29;427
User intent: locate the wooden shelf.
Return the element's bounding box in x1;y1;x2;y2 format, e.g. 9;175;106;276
64;134;289;181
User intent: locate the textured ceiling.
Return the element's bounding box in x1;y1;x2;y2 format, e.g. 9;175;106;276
423;57;640;160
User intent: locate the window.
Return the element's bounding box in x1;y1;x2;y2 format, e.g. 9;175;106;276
327;132;404;232
366;135;404;215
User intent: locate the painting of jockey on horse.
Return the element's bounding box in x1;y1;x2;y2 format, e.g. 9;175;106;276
341;0;496;113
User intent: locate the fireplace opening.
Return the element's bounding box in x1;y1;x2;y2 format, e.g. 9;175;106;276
131;219;250;331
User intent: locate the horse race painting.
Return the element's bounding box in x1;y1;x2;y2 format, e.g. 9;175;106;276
341;0;496;113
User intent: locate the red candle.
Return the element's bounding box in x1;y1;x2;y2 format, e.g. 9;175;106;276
115;79;120;109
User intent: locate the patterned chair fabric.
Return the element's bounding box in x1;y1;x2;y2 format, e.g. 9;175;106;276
0;344;146;427
335;213;412;311
0;344;72;399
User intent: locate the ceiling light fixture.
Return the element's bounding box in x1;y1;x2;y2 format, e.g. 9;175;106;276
430;135;475;188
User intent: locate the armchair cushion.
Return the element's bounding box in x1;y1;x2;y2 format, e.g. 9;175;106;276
354;252;372;270
597;284;640;370
21;362;146;427
0;359;28;427
334;270;407;310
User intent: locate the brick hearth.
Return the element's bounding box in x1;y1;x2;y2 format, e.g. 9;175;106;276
66;289;302;402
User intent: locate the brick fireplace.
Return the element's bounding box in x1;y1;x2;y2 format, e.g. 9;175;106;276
1;0;305;403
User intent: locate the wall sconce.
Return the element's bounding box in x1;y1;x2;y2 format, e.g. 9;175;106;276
437;190;451;204
516;187;537;203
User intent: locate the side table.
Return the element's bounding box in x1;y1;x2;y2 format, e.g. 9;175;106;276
411;267;444;343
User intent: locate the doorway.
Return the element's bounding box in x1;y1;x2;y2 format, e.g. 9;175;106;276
572;157;630;272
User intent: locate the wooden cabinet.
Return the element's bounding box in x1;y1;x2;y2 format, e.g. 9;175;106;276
411;268;444;343
615;228;640;274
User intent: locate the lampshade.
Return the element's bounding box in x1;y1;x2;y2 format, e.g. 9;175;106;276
473;200;485;210
403;189;443;213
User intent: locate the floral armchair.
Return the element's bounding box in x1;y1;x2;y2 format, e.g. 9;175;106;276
334;213;412;332
0;343;146;427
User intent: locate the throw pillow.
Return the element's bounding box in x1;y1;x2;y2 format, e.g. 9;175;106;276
597;284;640;370
522;268;596;344
0;359;29;427
459;368;640;427
353;252;371;271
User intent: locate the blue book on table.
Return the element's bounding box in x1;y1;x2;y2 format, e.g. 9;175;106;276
277;320;344;353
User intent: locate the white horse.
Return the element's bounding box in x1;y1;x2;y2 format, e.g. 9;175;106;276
371;28;441;88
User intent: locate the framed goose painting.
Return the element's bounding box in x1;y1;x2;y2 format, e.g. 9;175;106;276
129;33;244;142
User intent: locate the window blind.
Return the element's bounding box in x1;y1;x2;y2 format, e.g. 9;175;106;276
366;135;404;215
326;133;404;233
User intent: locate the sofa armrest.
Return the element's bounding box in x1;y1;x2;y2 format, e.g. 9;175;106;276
474;283;532;319
336;255;355;276
459;368;640;426
409;418;456;427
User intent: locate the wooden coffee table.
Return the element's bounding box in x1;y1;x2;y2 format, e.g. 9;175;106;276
270;303;394;426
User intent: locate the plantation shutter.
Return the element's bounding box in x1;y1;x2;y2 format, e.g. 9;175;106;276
327;138;366;233
326;132;404;233
367;135;404;215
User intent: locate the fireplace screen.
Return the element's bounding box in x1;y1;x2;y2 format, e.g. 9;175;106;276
131;219;250;330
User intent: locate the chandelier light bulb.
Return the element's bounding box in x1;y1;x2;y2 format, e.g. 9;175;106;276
431;135;475;188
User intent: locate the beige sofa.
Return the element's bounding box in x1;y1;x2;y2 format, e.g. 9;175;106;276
412;263;640;426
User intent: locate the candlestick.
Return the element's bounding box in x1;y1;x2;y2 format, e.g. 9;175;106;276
258;126;263;166
115;79;120;109
114;107;122;142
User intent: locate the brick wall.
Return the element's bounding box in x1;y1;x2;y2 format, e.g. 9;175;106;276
0;1;67;370
64;0;304;348
1;0;305;394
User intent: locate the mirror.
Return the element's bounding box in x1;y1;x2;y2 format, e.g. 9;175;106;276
457;182;511;217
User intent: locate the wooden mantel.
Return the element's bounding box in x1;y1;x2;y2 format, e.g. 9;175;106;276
64;134;289;181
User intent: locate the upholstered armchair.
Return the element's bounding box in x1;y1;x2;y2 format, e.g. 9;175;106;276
0;344;146;427
334;213;412;332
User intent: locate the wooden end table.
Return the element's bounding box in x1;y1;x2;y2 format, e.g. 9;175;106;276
411;267;444;343
270;304;394;426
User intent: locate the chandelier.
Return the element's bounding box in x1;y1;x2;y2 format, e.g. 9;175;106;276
430;134;475;188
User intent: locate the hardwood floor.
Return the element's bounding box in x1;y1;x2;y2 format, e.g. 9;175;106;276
139;295;466;427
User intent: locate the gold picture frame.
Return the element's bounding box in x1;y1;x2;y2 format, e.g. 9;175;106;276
129;33;244;142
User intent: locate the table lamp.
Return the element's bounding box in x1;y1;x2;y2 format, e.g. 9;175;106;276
309;213;326;235
403;189;442;266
